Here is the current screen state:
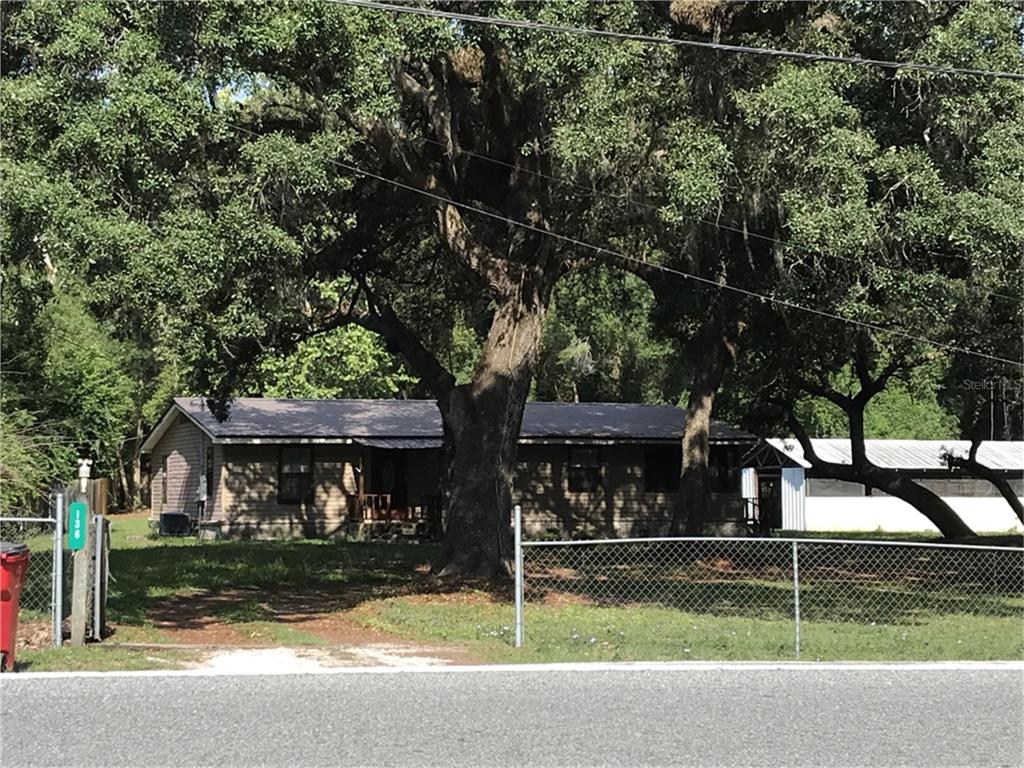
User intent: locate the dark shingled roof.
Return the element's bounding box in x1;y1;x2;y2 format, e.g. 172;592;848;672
173;397;756;443
176;398;441;439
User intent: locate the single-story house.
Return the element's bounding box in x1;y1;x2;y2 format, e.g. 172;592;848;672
140;397;758;539
743;438;1024;534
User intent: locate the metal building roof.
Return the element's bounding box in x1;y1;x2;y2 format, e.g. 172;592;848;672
141;397;756;450
765;438;1024;472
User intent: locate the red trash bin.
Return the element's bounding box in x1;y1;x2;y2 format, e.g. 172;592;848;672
1;542;31;672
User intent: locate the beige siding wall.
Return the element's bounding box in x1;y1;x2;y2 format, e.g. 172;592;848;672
209;444;225;520
151;435;742;539
150;416;209;518
513;443;744;537
212;444;361;538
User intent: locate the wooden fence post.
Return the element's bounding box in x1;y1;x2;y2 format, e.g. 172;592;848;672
69;479;93;646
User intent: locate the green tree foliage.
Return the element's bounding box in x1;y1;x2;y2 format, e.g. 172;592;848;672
535;266;679;404
793;363;959;440
33;289;136;475
0;285;134;508
2;0;1019;543
0;407;69;515
556;0;1023;534
2;1;683;572
259;326;415;400
0;1;404;504
1;0;215;504
715;1;1023;536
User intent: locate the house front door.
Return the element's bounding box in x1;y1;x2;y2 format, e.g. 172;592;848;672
371;449;408;509
757;473;783;532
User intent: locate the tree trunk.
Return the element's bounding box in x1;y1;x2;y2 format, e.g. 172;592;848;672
963;462;1024;523
118;420;145;511
790;412;976;539
434;283;548;577
115;460;129;513
815;463;977;538
847;397;975;538
670;318;739;536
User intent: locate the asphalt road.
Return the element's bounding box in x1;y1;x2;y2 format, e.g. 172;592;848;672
2;664;1021;767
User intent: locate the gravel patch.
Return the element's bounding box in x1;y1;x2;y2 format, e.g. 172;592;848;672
198;643;458;673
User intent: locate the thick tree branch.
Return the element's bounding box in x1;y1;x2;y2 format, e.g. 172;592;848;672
945;439;1024;524
339;105;432;189
434;202;510;295
282;276;455;399
798;378;853;410
853;333;874;393
788;413;829;469
392;61;460;184
787;409;975;538
478;38;514;155
863;357;905;400
356;281;456;398
339;87;515;298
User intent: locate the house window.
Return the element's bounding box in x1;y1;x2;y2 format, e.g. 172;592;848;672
161;455;168;506
278;447;313;503
568;448;601;493
708;446;741;493
644;445;680;493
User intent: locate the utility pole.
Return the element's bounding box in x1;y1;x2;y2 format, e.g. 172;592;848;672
990;393;995;441
1001;378;1011;440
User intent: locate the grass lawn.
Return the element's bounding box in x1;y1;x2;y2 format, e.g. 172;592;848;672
355;596;1023;663
15;516;438;670
103;517;436;624
15;646;204;672
11;517;1023;670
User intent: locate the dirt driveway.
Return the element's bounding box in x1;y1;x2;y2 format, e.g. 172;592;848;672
119;587;481;667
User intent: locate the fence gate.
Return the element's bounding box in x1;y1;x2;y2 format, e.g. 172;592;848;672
0;488;68;648
1;487;112;653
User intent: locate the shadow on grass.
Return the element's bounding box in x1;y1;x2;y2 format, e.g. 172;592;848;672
108;538;508;631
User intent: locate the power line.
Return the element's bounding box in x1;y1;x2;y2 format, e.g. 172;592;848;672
415;134;1022;305
330;0;1024;82
231;123;1023;368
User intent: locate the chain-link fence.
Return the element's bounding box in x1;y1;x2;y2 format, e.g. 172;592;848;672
1;488;66;649
2;484;113;656
515;533;1024;660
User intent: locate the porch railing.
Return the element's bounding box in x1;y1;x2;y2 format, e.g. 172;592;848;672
347;494;438;537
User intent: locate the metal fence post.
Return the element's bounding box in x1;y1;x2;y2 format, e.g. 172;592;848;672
52;490;65;647
514;504;523;648
90;515;110;641
792;539;801;660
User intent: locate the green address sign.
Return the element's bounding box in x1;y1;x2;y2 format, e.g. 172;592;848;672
68;501;88;551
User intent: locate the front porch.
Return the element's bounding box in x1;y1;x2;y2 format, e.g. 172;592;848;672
348;445;443;539
346;492;442;539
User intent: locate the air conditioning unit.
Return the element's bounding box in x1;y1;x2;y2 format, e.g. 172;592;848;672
159;512;192;537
